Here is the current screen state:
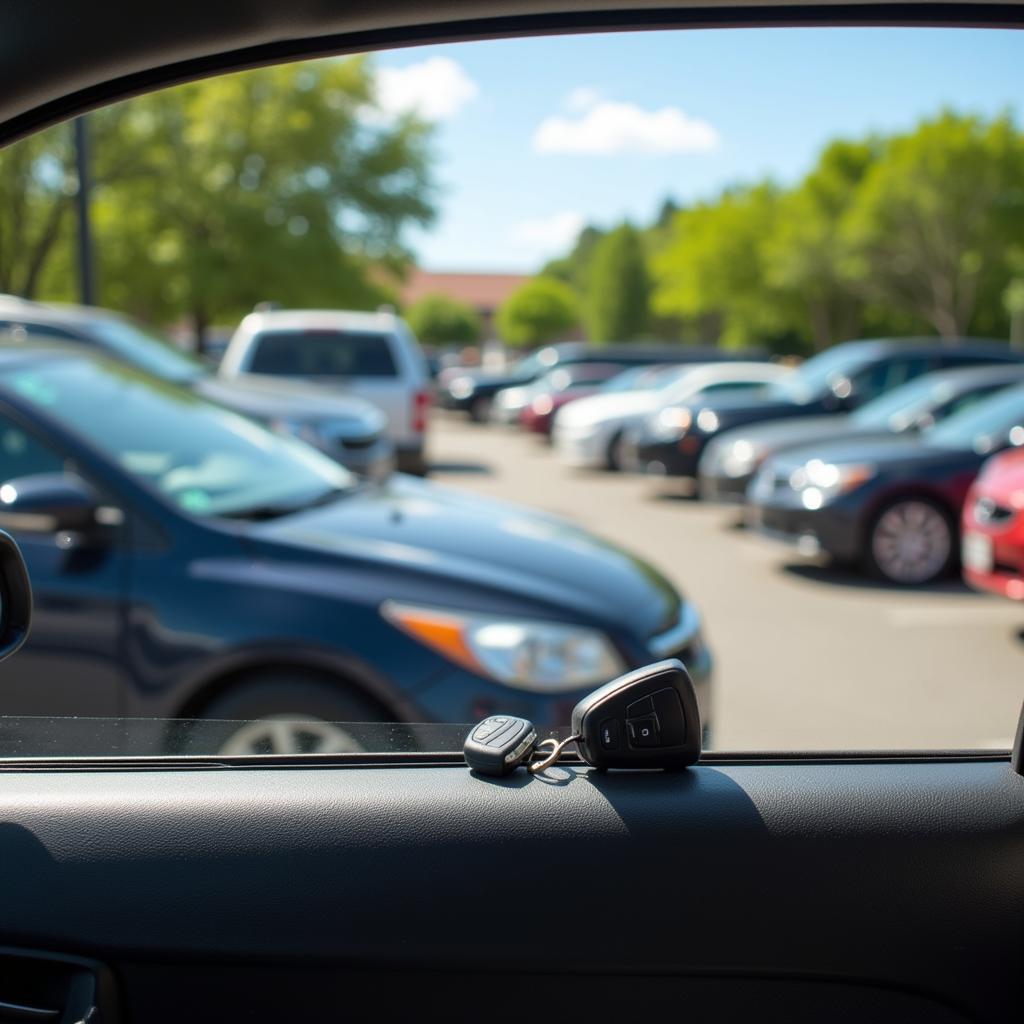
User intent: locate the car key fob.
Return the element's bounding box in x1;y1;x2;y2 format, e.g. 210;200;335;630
572;658;701;770
464;716;538;776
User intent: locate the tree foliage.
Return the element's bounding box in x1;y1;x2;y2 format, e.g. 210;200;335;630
406;293;482;346
0;57;437;349
839;111;1024;338
584;223;652;343
496;276;579;347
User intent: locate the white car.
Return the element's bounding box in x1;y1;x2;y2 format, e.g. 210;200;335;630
553;360;791;470
221;309;432;474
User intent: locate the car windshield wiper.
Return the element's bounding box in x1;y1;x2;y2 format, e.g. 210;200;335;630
220;485;355;521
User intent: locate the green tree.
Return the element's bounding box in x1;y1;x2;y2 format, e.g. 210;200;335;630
840;111;1024;338
542;225;604;293
406;293;482;346
0;125;76;298
765;140;880;350
584;223;651;343
87;57;436;348
652;184;797;349
496;276;579;347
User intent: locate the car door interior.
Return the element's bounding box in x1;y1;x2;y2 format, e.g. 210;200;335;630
0;3;1023;1023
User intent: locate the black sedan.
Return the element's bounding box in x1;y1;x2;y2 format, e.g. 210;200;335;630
0;345;711;752
631;337;1023;495
746;384;1024;585
699;363;1024;503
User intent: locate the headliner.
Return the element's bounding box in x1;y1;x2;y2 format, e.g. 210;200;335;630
1;1;1020;146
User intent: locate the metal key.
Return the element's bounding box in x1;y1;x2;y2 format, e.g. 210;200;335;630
463;716;538;776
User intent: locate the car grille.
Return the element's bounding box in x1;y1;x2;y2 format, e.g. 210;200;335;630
648;603;702;666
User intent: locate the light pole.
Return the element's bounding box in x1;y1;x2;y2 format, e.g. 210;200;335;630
73;115;96;305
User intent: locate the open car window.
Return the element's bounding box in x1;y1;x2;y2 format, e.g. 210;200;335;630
0;24;1020;763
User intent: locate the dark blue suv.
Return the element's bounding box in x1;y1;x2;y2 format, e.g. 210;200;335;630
0;345;711;753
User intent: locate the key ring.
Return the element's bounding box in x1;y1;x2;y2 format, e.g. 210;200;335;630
527;734;581;774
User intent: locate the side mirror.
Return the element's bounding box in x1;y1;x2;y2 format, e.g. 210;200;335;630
0;473;102;534
0;529;31;663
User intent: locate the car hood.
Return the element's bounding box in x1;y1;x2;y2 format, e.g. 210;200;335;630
771;434;982;475
683;391;826;432
558;390;662;427
249;475;681;639
195;375;385;432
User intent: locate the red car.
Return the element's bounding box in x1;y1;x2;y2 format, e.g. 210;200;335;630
519;363;625;436
961;447;1024;600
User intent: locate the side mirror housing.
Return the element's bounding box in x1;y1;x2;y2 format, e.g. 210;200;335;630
0;529;31;663
0;473;101;534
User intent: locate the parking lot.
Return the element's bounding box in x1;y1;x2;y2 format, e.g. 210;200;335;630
431;414;1024;751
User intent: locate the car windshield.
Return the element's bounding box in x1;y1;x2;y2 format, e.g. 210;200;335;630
86;317;208;385
3;358;354;516
849;374;950;430
764;347;871;404
924;386;1024;451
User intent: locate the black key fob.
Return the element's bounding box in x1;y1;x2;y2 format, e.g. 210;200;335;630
464;716;538;777
572;659;701;770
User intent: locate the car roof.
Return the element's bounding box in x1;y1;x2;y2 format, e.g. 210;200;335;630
914;363;1024;391
0;295;127;332
239;310;401;334
834;336;1015;357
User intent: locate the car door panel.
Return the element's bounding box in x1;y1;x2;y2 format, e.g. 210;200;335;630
0;759;1019;1022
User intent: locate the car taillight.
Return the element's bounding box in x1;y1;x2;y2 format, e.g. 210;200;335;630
413;389;431;433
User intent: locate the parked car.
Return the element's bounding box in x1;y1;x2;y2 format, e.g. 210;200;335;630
0;296;394;478
700;364;1024;503
961;448;1024;601
0;345;712;750
519;364;633;436
746;384;1024;585
630;338;1023;496
220;309;432;474
493;362;623;428
439;341;767;422
555;361;790;470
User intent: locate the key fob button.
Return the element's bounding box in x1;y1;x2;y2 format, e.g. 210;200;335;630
625;695;655;718
598;718;620;749
627;716;660;747
652;687;686;746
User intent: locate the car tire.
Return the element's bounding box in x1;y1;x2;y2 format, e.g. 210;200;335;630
185;672;387;756
864;496;955;586
469;395;493;423
605;430;625;471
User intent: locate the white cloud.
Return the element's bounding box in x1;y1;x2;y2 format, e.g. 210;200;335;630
564;87;601;112
509;210;586;254
376;57;478;121
533;100;719;155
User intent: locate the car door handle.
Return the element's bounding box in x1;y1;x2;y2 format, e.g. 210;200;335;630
0;950;110;1024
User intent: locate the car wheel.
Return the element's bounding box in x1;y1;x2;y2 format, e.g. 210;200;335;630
605;430;624;471
190;673;386;755
865;497;954;585
469;395;492;423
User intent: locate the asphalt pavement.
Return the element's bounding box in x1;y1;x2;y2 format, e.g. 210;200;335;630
430;414;1024;751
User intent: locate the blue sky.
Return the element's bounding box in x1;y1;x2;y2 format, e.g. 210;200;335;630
369;28;1023;273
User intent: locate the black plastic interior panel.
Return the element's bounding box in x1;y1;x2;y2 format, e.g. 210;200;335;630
0;761;1020;1022
3;2;1023;145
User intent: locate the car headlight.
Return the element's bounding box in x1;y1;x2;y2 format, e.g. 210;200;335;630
652;406;692;440
695;409;719;433
382;601;626;692
721;439;765;478
269;417;322;446
788;459;875;509
449;376;475;401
